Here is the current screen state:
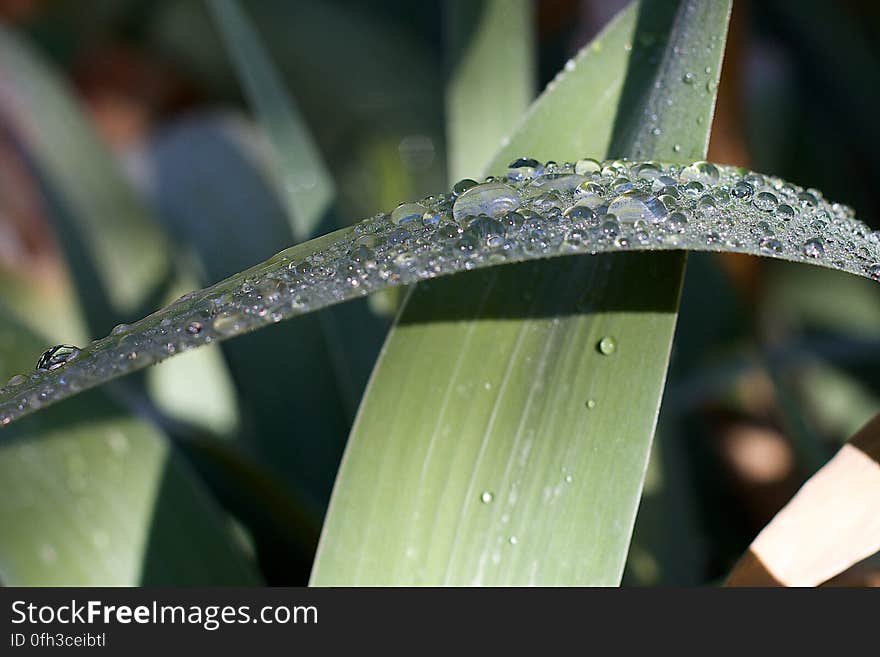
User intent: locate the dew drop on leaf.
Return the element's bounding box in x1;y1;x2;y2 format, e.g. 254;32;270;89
802;238;825;259
36;345;80;372
597;336;617;355
452;182;520;221
390;202;428;226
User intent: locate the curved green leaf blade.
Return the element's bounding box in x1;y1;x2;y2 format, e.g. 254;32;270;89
2;157;876;426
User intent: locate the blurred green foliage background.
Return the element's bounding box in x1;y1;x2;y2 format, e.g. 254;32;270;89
1;0;879;585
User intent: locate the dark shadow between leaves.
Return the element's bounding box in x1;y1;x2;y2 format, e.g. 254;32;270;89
138;447;259;585
398;252;684;326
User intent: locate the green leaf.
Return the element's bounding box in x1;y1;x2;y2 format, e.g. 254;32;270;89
190;0;390;513
0;24;171;334
0;24;242;445
4;155;877;430
0;307;259;585
208;0;334;240
311;0;732;585
445;0;535;180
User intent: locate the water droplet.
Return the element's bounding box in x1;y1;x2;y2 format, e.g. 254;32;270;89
525;173;588;196
682;72;695;84
680;161;720;184
186;321;203;335
607;191;668;224
754;191;778;212
5;374;26;388
36;345;80;372
867;263;880;280
775;204;795;220
508;536;518;545
666;211;688;233
601;218;620;238
481;491;494;504
586;399;596;409
452;178;478;195
111;323;130;336
731;181;754;200
506;157;540;182
452;182;520;221
798;191;819;207
759;237;784;254
574;158;602;175
802;238;825;258
212;313;244;336
563;204;596;224
597;336;617;355
573;181;606;208
390;202;428;226
465;216;506;245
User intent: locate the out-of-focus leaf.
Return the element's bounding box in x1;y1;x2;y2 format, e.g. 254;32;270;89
0;24;170;334
0;306;258;585
208;0;334;239
144;114;352;515
445;0;534;181
727;413;880;586
150;0;446;213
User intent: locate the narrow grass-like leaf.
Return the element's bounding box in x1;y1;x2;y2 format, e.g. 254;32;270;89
144;114;355;516
192;0;389;509
0;25;171;333
208;0;334;239
5;157;879;427
311;0;734;585
445;0;534;181
0;307;258;585
0;25;244;452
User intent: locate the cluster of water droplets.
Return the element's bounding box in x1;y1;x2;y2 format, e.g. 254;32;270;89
2;157;879;426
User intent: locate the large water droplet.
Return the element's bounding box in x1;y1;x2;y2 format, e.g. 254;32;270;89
679;161;720;184
525;173;589;196
607;191;668;224
465;215;506;246
212;313;245;336
506;157;540;182
754;192;778;212
36;345;80;372
574;158;602;175
390;202;428;226
452;182;520;221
